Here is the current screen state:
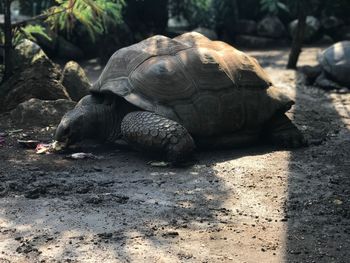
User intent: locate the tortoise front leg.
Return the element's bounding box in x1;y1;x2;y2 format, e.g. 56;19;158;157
121;111;195;163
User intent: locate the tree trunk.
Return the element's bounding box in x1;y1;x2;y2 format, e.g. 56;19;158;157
3;0;13;81
287;0;307;69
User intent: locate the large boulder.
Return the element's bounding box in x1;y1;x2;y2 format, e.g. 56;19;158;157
61;61;91;102
289;16;321;43
12;39;44;69
0;39;71;112
193;27;218;40
234;20;257;35
257;16;286;39
10;98;76;127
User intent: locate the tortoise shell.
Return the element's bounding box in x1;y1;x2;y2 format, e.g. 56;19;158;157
319;41;350;86
91;32;293;136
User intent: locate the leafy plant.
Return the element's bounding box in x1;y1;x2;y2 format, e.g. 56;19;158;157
0;16;50;47
44;0;125;42
1;0;125;82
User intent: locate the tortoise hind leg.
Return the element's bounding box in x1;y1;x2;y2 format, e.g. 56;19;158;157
121;111;195;164
263;114;307;148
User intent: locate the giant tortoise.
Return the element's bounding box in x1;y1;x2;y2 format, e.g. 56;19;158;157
302;41;350;90
55;32;305;163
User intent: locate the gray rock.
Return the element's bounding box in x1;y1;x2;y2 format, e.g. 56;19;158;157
10;98;76;127
193;27;218;40
13;39;44;69
321;16;343;31
234;20;257;35
0;40;71;112
257;16;286;39
61;61;91;102
57;36;84;60
289;16;321;43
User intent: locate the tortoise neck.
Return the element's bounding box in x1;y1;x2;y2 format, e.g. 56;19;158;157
98;98;138;142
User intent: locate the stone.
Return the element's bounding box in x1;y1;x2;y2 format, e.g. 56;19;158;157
193;27;218;40
61;61;91;101
321;16;343;32
12;39;44;69
10;98;76;127
57;36;84;60
257;16;286;39
289;16;321;43
0;40;71;112
234;20;257;35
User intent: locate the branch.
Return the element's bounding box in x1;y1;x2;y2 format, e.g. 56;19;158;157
11;0;77;28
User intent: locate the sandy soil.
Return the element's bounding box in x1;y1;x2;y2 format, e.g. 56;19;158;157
0;47;349;263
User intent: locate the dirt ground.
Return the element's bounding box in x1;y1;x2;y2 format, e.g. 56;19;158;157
0;47;349;263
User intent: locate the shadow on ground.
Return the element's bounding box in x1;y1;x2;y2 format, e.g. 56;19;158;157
285;73;350;262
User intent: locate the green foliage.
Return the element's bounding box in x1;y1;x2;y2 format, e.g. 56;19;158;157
18;24;51;44
169;0;215;28
44;0;125;41
0;24;50;47
260;0;289;15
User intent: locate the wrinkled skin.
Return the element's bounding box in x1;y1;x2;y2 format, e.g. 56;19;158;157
55;95;120;147
55;106;98;147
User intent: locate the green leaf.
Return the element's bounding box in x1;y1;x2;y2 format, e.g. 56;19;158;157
44;0;125;41
22;24;52;42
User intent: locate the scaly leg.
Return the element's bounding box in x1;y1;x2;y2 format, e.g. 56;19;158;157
121;111;195;163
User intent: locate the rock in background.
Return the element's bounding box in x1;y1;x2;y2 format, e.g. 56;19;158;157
233;20;257;35
10;98;76;127
0;39;90;114
0;40;71;112
289;16;321;43
61;61;91;102
257;16;286;39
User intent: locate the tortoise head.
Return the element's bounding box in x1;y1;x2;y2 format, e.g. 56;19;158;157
55;106;97;147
